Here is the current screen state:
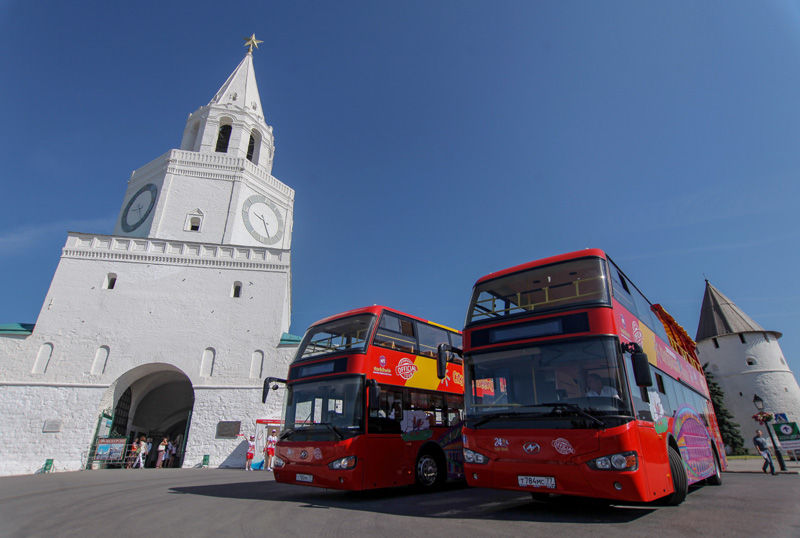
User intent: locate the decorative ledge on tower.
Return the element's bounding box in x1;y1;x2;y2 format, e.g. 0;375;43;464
695;280;782;341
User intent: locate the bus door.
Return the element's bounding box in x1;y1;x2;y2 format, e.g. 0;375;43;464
623;351;672;498
365;387;415;488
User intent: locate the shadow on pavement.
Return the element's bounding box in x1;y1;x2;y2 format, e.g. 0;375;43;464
170;479;658;524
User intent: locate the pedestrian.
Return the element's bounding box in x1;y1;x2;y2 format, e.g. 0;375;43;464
245;435;255;470
753;429;776;475
266;429;278;471
126;439;139;469
134;435;147;469
156;437;168;468
167;439;177;468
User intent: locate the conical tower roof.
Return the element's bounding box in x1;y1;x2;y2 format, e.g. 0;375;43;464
209;49;264;120
695;281;781;341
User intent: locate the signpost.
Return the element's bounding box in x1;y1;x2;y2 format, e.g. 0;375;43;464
772;422;800;454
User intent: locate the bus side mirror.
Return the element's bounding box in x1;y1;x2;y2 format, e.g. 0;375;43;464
437;343;463;380
262;378;270;403
262;377;287;403
632;351;653;387
367;379;381;409
437;344;449;380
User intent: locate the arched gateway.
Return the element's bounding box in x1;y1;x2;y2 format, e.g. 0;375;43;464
90;364;194;468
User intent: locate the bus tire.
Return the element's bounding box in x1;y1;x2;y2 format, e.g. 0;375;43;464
705;446;722;486
415;451;445;490
664;445;688;505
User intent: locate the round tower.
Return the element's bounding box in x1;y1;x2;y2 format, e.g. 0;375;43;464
695;280;800;451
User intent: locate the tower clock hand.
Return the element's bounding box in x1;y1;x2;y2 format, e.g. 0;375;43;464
255;213;270;235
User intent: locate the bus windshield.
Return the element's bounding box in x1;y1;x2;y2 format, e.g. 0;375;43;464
464;337;632;429
282;376;364;441
468;257;609;325
297;314;376;360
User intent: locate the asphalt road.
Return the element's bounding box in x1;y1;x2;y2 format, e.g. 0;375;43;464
0;468;797;537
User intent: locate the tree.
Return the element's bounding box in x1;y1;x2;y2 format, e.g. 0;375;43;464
703;363;747;455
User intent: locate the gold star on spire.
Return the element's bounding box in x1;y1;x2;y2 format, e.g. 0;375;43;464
243;33;263;54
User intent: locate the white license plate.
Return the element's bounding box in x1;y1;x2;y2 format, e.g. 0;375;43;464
296;473;313;483
518;475;556;489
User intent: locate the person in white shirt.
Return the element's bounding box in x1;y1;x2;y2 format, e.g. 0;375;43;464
585;373;619;398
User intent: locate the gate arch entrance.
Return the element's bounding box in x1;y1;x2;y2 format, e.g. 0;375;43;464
95;363;194;468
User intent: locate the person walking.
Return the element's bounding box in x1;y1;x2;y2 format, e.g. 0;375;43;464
155;438;168;468
134;435;147;469
753;429;776;475
126;439;138;469
245;436;256;471
266;429;278;471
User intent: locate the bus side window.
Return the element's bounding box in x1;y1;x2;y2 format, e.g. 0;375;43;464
374;312;418;354
623;352;652;421
446;393;463;426
417;322;449;358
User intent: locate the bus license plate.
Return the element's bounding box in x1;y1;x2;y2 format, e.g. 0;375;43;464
296;473;313;483
518;475;556;489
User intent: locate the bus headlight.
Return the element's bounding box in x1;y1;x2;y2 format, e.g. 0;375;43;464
272;456;285;468
464;448;489;464
328;456;357;470
587;451;638;471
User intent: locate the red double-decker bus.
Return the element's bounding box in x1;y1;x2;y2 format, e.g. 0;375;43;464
440;249;725;504
264;305;464;490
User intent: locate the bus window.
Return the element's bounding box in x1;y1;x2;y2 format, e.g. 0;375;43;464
368;387;403;434
374;312;418;354
417;322;450;358
623;354;652;421
446;393;463;425
450;332;463;351
609;262;637;316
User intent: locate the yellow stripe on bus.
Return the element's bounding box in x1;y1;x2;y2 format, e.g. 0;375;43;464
427;321;460;334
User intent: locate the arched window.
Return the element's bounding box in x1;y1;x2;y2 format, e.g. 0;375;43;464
201;347;216;377
91;346;110;375
215;124;232;153
189;216;201;231
32;343;53;374
232;281;242;298
746;358;757;366
246;129;261;164
247;134;256;162
250;350;264;379
104;273;117;290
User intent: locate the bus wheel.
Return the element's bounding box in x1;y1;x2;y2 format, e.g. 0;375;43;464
664;446;688;505
415;452;444;489
706;447;722;486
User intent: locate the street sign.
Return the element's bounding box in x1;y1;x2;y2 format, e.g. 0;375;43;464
772;422;800;451
775;413;788;423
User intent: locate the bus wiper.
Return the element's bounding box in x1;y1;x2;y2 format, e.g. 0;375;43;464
538;402;606;428
315;422;344;440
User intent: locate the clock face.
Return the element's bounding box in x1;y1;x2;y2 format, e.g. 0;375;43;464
121;183;158;232
241;194;284;245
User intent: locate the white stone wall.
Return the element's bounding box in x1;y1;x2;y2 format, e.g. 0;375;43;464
698;331;800;450
0;232;297;476
0;384;105;475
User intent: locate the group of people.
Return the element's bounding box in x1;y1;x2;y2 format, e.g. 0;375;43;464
126;436;180;469
245;429;278;471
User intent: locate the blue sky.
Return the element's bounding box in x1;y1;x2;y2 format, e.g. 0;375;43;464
2;1;799;381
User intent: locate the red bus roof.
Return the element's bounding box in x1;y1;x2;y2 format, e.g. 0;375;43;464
309;305;460;334
475;248;608;285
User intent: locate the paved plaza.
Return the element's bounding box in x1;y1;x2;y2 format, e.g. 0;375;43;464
0;458;798;537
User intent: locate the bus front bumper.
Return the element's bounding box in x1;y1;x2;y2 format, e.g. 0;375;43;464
273;462;364;490
464;460;657;502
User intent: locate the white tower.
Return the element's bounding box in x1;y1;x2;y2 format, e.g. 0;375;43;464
695;281;800;449
0;36;298;475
